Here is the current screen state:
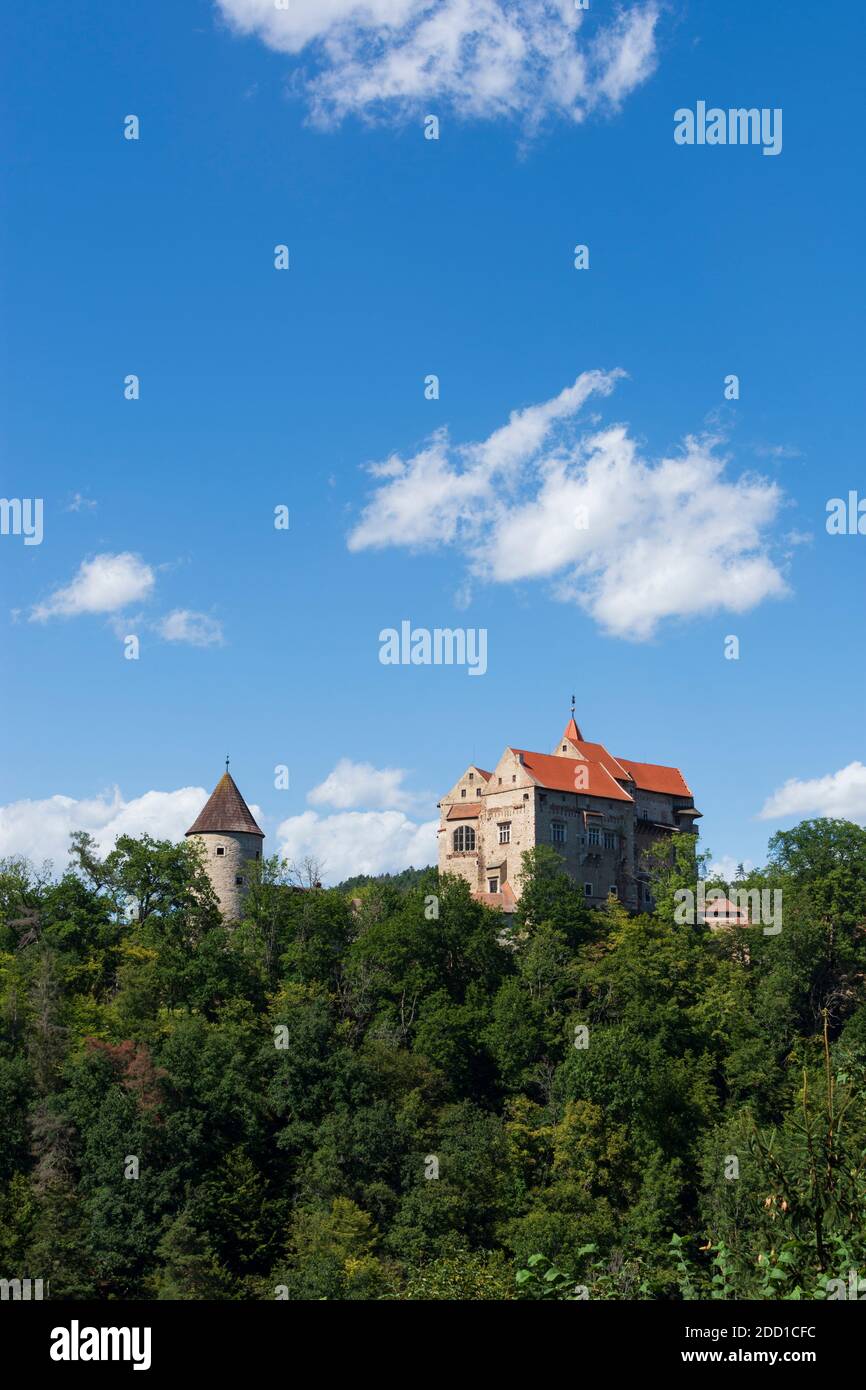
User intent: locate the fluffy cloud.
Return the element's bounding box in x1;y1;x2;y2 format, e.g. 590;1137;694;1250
308;757;418;812
348;371;790;640
758;763;866;823
155;609;225;648
275;809;437;883
30;553;155;622
277;757;436;882
27;556;224;648
708;855;755;881
0;786;214;870
214;0;659;127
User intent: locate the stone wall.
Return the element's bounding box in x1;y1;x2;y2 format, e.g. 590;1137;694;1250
191;830;262;920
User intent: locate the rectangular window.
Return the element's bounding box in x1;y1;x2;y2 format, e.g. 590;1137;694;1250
215;846;226;857
603;831;616;849
588;828;600;846
499;822;511;844
488;878;499;893
551;822;566;844
584;882;593;897
609;885;618;897
235;875;244;886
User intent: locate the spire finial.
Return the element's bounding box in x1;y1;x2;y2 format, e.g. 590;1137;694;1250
225;755;230;773
571;693;575;717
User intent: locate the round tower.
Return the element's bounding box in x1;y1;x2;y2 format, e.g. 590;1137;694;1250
185;765;264;920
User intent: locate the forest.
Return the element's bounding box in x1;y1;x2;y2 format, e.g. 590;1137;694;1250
1;818;865;1301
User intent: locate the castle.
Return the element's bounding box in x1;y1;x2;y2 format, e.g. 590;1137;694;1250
186;764;264;919
437;708;701;912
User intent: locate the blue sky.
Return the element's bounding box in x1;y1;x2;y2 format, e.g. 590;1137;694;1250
1;0;864;883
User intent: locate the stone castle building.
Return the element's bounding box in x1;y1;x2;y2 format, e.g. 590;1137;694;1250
438;710;701;912
186;766;264;919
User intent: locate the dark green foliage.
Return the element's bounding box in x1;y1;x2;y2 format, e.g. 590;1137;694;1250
1;819;865;1300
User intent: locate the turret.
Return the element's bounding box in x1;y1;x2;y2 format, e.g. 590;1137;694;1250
185;764;264;920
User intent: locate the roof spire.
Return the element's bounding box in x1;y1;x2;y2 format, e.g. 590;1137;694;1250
185;765;264;839
226;754;230;773
559;698;584;747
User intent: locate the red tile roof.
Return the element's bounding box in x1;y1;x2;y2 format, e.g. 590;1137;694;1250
572;740;631;782
615;758;692;797
476;881;517;911
511;748;634;802
446;803;480;820
186;772;264;838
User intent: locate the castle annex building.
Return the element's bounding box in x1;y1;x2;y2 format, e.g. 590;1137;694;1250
438;711;701;912
186;766;264;920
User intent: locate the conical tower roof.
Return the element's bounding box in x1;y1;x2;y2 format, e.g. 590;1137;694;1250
186;771;264;838
561;715;584;744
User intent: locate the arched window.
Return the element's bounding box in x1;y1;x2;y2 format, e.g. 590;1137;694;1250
453;825;476;852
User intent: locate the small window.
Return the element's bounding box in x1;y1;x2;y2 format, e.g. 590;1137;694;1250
215;846;226;857
609;885;618;897
551;821;566;844
588;828;600;846
584;882;593;897
469;772;474;782
562;744;567;752
603;831;616;849
499;822;511;845
498;777;502;785
235;875;244;886
512;775;516;783
488;878;499;894
476;788;482;797
461;788;466;798
255;851;261;860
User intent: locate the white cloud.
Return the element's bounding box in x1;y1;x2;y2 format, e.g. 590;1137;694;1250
758;763;866;823
30;553;155;622
708;855;755;881
275;808;437;883
65;492;97;512
214;0;659;128
0;786;212;870
155;609;225;648
348;371;789;640
308;757;418;811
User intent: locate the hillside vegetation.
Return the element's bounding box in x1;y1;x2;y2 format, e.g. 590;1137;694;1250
1;820;865;1300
